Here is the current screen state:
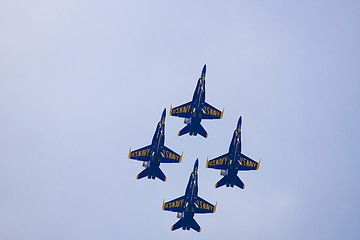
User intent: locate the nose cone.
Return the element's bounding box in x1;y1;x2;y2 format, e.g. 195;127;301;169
202;64;206;74
160;108;166;126
237;116;242;132
200;64;206;81
193;159;199;173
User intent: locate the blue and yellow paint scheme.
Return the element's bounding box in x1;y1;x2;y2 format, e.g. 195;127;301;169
206;116;260;189
163;159;216;232
170;65;224;138
128;108;183;181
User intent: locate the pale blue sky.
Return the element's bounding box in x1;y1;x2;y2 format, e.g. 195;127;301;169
1;1;360;239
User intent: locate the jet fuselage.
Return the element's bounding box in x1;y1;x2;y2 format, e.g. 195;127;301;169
129;108;182;181
224;118;243;185
187;70;206;135
206;116;260;189
171;65;223;138
146;109;166;178
180;159;199;230
163;159;216;231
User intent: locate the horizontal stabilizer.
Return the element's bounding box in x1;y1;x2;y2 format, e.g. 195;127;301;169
190;218;201;232
178;124;191;136
215;176;227;188
171;218;183;231
136;167;150;180
234;175;245;189
155;168;166;182
198;123;208;138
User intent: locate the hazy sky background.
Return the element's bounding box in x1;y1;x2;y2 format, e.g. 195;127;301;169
1;1;360;239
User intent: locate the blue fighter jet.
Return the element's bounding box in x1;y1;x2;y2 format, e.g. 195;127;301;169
206;116;260;189
163;159;216;232
128;109;183;181
170;65;223;138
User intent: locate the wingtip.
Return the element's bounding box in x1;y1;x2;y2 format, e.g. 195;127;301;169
199;227;202;232
178;131;181;136
206;133;208;138
170;105;173;116
243;184;245;189
213;202;217;213
136;174;139;179
257;158;261;170
164;176;167;182
220;108;224;119
162;198;165;210
128;148;131;159
206;157;209;168
215;183;217;188
179;152;183;163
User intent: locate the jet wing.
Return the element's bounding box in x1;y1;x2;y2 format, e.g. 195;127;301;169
170;102;192;118
163;196;186;213
128;145;152;161
206;153;229;170
160;146;183;163
194;196;217;214
202;102;223;119
237;153;260;170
